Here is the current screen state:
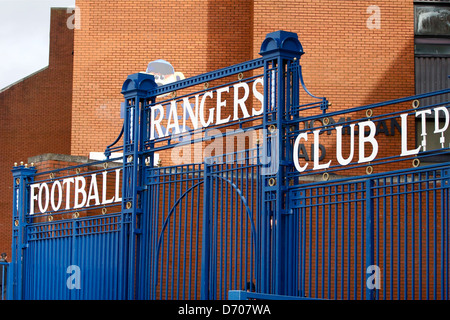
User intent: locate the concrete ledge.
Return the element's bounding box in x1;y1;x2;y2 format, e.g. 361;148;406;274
28;153;90;165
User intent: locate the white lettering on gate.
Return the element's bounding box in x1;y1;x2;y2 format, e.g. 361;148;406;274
149;77;264;139
292;106;450;173
29;168;122;215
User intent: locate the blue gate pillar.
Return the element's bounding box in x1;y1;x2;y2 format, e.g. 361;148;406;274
259;31;304;295
10;163;36;300
120;73;157;299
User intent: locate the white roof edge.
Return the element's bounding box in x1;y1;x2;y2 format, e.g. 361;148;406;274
0;66;49;94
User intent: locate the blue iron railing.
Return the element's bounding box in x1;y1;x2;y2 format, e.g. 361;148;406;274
0;262;8;300
8;30;450;300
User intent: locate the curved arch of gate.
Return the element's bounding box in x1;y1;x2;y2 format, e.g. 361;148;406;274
148;169;260;299
152;180;204;287
207;173;258;240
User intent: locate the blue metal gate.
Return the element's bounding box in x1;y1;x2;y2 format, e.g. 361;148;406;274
7;30;450;300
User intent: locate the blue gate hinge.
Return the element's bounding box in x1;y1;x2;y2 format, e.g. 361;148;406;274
137;186;147;192
21;244;29;249
134;229;142;235
288;189;305;210
442;169;450;186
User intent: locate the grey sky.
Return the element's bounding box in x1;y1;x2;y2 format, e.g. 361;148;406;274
0;0;75;90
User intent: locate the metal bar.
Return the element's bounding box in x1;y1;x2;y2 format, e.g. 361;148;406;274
418;172;423;300
200;164;211;299
383;177;387;300
426;171;430;300
147;58;264;97
366;179;374;300
412;174;415;300
433;170;437;300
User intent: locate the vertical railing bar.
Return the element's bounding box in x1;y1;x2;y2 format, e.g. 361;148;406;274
447;177;450;300
433;170;437;300
418;172;423;300
149;172;154;299
347;184;351;300
176;169;183;300
248;151;253;294
160;169;166;300
334;184;338;300
217;162;222;299
404;173;408;300
161;168;167;300
187;169;194;299
440;170;444;300
315;188;318;298
239;161;244;294
327;186;331;299
307;189;311;298
256;147;261;294
102;220;107;299
182;168;188;300
217;168;222;299
321;187;325;299
389;175;393;300
151;171;158;299
374;179;379;301
224;160;229;299
383;177;387;300
244;157;249;294
195;165;201;299
447;178;450;301
340;184;344;300
165;168;172;300
173;170;180;300
365;178;374;301
169;170;176;299
361;180;365;301
234;161;239;294
353;183;358;300
411;173;415;300
397;175;401;300
426;170;430;300
245;156;250;295
99;220;104;299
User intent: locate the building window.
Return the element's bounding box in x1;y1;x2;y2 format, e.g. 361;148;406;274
414;4;450;37
414;2;450;161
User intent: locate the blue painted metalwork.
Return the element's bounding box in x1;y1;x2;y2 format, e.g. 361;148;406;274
228;290;322;300
289;162;450;300
7;30;450;300
0;262;8;300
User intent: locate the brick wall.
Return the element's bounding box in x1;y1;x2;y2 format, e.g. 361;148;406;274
0;9;73;254
72;0;209;156
253;0;415;173
71;1;415;171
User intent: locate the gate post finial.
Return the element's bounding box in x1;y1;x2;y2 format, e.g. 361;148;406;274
259;30;304;59
121;72;157;97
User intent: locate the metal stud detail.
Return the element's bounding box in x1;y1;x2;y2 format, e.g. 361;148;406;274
268;177;276;187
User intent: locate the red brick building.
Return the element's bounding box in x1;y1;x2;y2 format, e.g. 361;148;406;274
0;8;74;254
1;1;449;298
71;0;417;158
